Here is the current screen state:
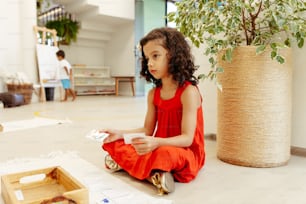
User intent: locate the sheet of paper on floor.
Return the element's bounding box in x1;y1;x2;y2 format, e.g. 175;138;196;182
0;117;71;133
0;151;172;204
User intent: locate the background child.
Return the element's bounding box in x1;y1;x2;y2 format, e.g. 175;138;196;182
102;27;205;195
56;50;76;102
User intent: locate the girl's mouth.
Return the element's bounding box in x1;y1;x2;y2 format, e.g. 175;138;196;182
150;70;157;74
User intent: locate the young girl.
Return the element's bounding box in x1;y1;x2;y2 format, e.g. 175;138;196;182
102;27;205;195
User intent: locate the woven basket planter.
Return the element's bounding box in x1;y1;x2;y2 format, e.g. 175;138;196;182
217;46;292;167
7;83;33;105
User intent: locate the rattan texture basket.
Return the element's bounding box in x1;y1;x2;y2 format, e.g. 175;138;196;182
7;83;33;104
217;46;292;167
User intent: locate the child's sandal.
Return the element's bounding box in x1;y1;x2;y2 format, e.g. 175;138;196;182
150;171;175;195
104;154;122;172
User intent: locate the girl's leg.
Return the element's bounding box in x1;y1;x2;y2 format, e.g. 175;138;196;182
104;153;174;195
61;90;68;102
68;89;76;101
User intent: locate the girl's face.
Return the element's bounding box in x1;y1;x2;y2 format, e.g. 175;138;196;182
143;40;169;80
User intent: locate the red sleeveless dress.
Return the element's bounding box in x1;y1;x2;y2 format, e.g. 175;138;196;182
102;81;205;183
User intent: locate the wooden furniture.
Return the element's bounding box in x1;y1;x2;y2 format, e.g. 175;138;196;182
1;166;88;204
73;65;115;95
33;26;63;102
113;76;135;96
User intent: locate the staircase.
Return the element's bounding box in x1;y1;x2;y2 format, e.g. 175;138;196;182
53;0;134;48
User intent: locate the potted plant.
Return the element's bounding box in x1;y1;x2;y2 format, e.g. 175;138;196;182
46;18;80;45
168;0;306;167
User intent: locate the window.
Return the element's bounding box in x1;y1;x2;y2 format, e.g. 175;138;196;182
166;0;178;28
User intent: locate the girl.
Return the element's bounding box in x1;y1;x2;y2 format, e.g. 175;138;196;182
102;27;205;195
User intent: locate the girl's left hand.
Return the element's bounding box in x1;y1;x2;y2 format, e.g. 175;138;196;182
131;136;159;155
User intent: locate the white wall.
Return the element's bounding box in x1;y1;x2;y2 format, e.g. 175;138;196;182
104;22;135;96
0;0;37;92
192;45;217;135
22;0;38;84
98;0;135;20
292;45;306;148
60;45;105;66
104;22;135;76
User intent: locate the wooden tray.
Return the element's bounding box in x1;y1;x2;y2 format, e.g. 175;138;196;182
1;166;88;204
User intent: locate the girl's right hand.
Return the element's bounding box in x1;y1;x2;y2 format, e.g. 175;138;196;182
101;129;123;144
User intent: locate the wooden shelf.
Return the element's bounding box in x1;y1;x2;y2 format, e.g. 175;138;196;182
77;91;115;95
72;65;115;96
73;66;109;70
74;75;110;79
75;84;115;87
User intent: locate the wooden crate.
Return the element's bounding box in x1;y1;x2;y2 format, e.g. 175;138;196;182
1;166;88;204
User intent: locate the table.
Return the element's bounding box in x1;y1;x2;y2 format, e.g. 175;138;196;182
113;76;135;96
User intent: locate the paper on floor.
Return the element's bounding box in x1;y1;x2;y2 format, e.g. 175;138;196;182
0;151;172;204
0;117;71;133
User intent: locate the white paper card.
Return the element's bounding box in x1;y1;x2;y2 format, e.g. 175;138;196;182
20;174;46;184
14;190;24;201
86;130;109;142
123;133;146;144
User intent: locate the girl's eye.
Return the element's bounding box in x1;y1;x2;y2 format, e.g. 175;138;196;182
153;54;159;59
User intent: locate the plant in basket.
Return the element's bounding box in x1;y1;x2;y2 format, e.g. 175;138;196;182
168;0;306;167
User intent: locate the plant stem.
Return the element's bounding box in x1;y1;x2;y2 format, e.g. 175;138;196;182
241;7;250;45
249;0;263;44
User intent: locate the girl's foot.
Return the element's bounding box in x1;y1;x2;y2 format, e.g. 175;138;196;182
104;154;122;171
149;171;175;195
72;91;77;101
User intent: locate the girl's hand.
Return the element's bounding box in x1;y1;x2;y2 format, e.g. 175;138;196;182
101;129;123;144
131;136;159;155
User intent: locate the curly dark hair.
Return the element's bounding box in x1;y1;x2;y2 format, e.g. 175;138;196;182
140;27;198;87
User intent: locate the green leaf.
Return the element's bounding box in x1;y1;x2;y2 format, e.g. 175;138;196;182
276;55;285;64
256;45;266;55
225;49;232;62
194;40;200;48
270;43;277;49
271;51;277;59
216;67;224;73
298;38;304;48
284;38;291;47
222;54;226;61
208;57;215;64
198;74;206;80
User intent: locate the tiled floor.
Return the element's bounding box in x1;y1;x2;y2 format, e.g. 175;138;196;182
1;96;306;204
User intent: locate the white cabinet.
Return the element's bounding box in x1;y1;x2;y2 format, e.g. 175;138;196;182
72;65;115;95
